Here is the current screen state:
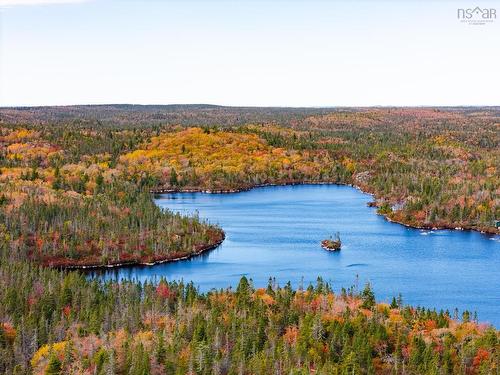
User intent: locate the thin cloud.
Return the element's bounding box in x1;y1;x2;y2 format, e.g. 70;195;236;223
0;0;89;7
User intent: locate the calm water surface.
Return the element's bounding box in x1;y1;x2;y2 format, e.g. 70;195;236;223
94;185;500;326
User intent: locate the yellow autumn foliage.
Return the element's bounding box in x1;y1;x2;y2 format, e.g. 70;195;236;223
119;127;332;188
31;341;67;368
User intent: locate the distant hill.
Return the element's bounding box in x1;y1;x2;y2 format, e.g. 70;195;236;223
1;104;498;127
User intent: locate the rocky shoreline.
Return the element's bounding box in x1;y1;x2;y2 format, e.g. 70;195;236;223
50;182;343;270
50;232;225;270
153;182;499;236
382;215;498;235
150;180;340;195
46;181;497;271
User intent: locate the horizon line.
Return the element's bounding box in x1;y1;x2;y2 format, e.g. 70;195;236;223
1;103;500;109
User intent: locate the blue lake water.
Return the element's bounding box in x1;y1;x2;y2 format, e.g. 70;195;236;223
93;185;500;326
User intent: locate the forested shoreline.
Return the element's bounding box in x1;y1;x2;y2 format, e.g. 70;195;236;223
0;106;498;373
1;106;498;240
1;259;498;374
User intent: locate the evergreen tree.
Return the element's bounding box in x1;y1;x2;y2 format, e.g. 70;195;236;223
170;168;178;186
45;353;62;375
361;283;375;309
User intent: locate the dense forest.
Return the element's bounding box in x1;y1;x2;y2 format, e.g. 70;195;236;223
0;127;223;267
0;106;498;373
1;260;498;374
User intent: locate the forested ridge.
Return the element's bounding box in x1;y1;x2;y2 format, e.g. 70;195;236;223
0;127;223;268
118;108;498;233
0;106;498;373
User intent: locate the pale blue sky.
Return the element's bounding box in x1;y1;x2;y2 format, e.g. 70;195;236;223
0;0;499;106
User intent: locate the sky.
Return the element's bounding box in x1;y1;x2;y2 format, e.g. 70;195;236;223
0;0;499;107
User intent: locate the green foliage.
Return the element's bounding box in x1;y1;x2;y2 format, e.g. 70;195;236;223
169;167;178;186
0;106;498;374
0;254;496;374
361;283;375;309
45;354;62;375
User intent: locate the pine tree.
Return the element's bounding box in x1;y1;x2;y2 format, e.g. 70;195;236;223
390;296;398;309
170;168;178;186
361;283;375;309
156;332;166;365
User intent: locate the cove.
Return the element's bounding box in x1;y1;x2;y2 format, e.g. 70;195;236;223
92;185;500;327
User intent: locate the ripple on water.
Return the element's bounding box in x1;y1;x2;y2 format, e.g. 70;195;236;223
346;263;369;268
93;185;500;327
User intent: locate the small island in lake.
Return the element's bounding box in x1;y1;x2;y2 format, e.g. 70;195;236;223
321;232;342;251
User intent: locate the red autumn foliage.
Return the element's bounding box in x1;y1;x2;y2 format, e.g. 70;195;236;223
424;319;437;332
1;323;16;343
62;305;71;317
472;348;489;368
156;282;172;299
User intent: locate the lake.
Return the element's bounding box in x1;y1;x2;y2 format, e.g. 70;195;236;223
93;185;500;326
